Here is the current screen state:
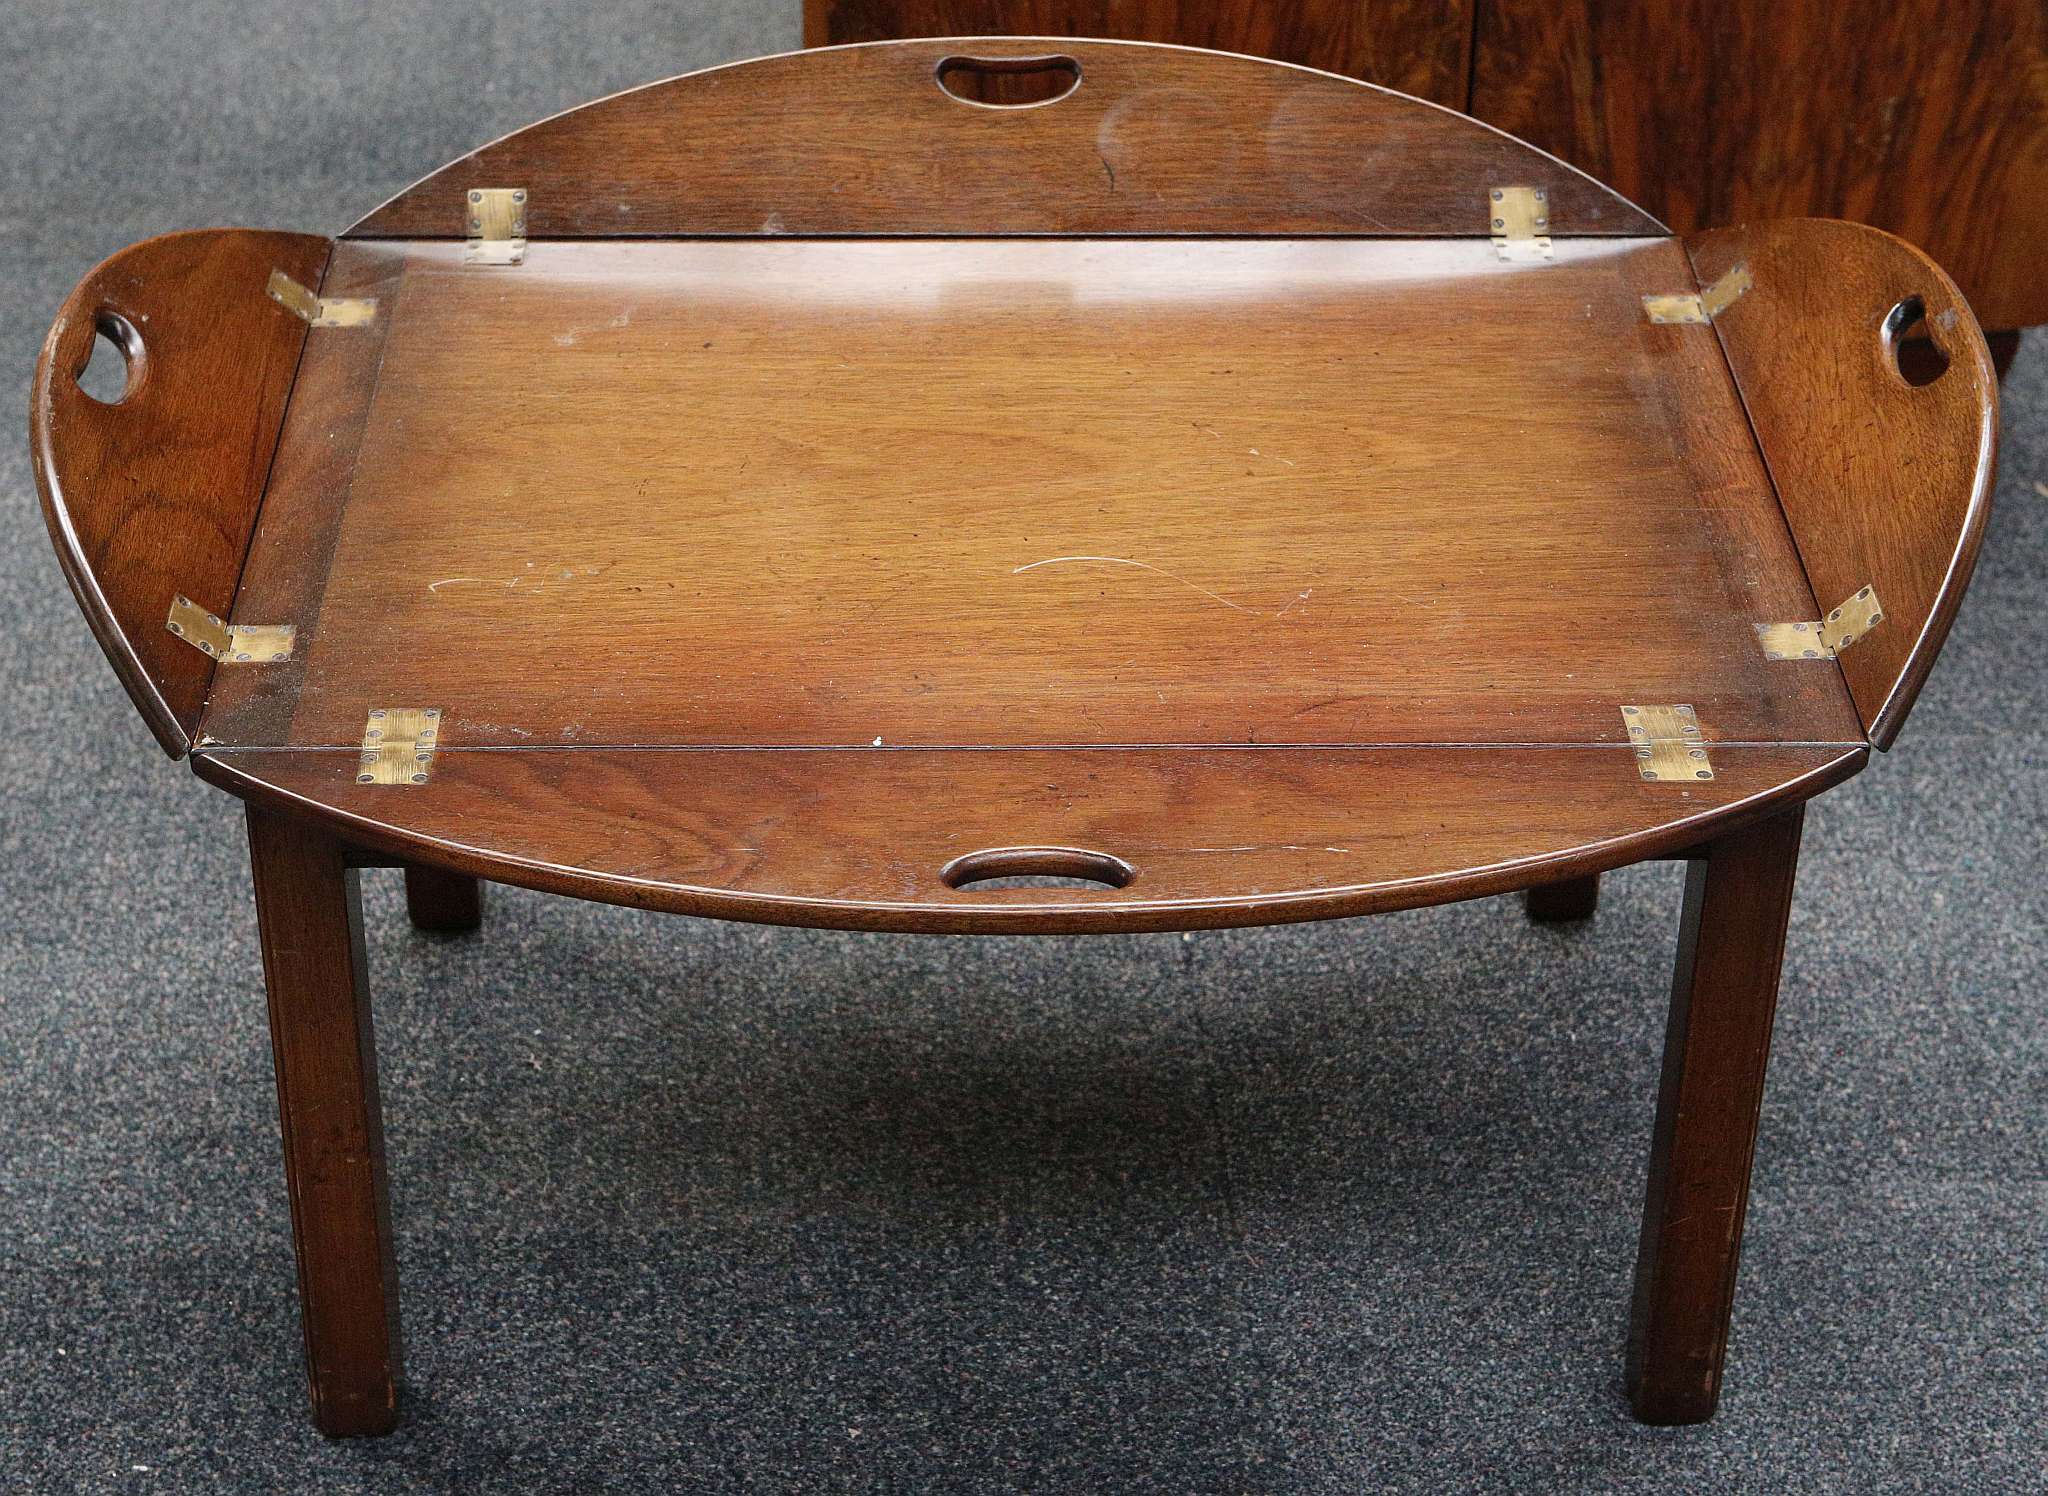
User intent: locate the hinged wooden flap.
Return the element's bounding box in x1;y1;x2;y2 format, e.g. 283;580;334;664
1689;219;1996;748
30;229;331;758
345;41;1665;240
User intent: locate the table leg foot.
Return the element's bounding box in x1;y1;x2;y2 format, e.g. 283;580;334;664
404;865;485;934
1524;873;1600;921
247;808;403;1437
1626;806;1803;1424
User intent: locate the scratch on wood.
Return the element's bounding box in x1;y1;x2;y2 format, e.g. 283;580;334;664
1012;556;1307;619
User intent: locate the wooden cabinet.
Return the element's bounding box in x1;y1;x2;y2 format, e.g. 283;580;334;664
806;0;2048;334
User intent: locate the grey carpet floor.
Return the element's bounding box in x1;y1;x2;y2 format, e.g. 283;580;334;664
2;5;2043;1492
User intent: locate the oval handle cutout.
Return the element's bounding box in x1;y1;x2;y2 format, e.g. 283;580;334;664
934;54;1081;109
940;846;1134;892
75;309;143;405
1884;295;1951;387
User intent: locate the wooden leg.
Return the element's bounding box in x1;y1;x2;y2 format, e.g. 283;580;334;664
1525;873;1600;921
247;807;402;1437
404;864;485;933
1626;806;1803;1424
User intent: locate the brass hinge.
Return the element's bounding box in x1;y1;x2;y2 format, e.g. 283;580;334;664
1643;264;1753;324
1620;704;1715;783
465;187;528;265
357;708;442;785
266;269;376;328
1489;186;1552;263
1757;585;1885;660
165;594;296;663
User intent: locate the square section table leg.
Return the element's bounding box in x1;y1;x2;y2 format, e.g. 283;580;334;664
246;807;403;1436
1626;805;1804;1424
1524;873;1601;921
403;865;486;934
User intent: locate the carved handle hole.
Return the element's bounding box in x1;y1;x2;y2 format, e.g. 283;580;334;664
76;310;143;405
934;54;1081;109
1885;295;1951;387
940;846;1134;891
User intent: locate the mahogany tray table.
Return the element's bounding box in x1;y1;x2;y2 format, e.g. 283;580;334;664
32;40;1995;1436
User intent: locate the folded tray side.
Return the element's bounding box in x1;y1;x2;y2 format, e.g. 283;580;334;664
1688;219;1998;750
345;38;1664;240
193;744;1866;934
30;229;329;757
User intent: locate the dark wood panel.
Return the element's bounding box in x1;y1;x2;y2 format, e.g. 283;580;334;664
30;229;328;756
1471;0;2048;330
201;236;1861;752
1687;219;1997;748
346;39;1660;240
804;0;1476;108
195;746;1863;933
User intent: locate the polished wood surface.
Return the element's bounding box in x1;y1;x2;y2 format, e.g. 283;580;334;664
1471;1;2048;332
1627;805;1804;1424
203;236;1857;758
195;746;1862;933
31;229;328;756
813;6;2048;330
1689;220;1998;748
246;806;401;1436
804;1;1476;107
346;40;1660;240
28;37;2006;1434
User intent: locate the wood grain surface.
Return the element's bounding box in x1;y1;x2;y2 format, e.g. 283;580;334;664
196;745;1862;933
30;229;329;756
1627;804;1805;1424
1471;0;2048;330
1689;219;1997;748
345;39;1660;240
201;236;1861;753
804;1;1476;107
246;806;402;1436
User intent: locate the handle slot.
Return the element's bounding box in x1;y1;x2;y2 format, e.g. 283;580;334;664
1884;295;1951;387
934;54;1081;109
74;310;143;406
940;846;1134;892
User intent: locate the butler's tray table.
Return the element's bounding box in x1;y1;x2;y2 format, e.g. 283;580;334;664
32;40;1996;1435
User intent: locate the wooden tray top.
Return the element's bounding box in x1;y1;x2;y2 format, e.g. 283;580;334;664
33;41;1996;930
